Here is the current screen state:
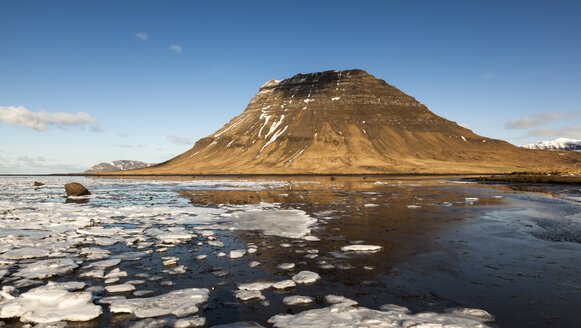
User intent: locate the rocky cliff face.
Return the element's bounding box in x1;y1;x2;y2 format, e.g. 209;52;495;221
124;69;581;174
85;160;153;173
521;138;581;152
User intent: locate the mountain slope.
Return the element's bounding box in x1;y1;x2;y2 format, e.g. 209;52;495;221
119;69;581;174
521;138;581;152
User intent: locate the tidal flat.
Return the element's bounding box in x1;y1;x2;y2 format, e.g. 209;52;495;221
0;176;579;327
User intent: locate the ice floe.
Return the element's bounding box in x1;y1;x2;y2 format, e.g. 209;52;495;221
272;280;296;290
291;271;321;284
110;288;209;318
269;296;494;327
0;284;101;323
235;290;265;301
15;258;79;280
340;245;382;253
282;295;313;305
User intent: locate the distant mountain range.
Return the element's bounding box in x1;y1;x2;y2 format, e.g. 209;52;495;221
521;138;581;152
85;160;153;173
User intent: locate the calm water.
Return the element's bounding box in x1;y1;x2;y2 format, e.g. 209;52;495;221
0;176;580;327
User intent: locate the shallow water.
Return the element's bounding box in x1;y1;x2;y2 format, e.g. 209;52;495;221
0;176;580;327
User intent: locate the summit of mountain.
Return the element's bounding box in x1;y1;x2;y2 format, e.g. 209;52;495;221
118;69;581;174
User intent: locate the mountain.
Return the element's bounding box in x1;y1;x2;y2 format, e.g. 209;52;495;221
116;69;581;174
521;138;581;152
85;160;153;173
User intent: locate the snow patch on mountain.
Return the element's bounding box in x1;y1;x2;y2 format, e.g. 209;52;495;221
85;160;154;173
521;138;581;152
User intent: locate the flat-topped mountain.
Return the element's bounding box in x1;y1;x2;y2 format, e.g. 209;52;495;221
85;160;153;173
521;138;581;152
120;69;581;174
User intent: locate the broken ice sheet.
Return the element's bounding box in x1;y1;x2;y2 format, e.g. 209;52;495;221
0;284;102;324
15;258;79;280
269;297;494;327
110;288;209;318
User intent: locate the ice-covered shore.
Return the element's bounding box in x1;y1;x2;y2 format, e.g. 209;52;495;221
0;177;495;327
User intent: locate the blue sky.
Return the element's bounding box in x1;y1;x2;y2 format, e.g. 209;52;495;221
1;0;580;173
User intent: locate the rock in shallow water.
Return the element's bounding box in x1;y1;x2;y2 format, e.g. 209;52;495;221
64;183;90;197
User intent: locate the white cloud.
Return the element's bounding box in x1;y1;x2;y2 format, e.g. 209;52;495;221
170;44;183;53
0;155;86;174
529;126;581;138
168;135;192;145
135;33;148;41
0;106;99;131
505;111;581;129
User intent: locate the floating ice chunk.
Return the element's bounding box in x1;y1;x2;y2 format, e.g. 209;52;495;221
235;290;264;301
340;245;382;253
105;278;120;284
325;295;358;306
80;247;110;260
133;290;155;297
283;295;313;305
161;281;174;287
85;258;121;269
247;247;257;254
465;197;479;203
0;287;102;323
303;236;320;242
248;261;261;268
277;263;295;270
407;205;421;209
208;240;224;247
363;203;379;207
162;256;179;266
272;280;296;290
106;284;135;293
238;281;275;291
195;255;207;260
269;300;494;327
291;271;321;284
105;268;127;279
217;252;226;257
228;206;316;239
1;247;50;260
229;249;246;259
174;316;206;328
93;237;119;246
15;258;79;280
280;243;292;248
127;280;146;285
79;269;105;279
110;288;209;318
97;295;125;305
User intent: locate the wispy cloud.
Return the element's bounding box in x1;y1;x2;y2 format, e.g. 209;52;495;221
529;126;581;138
0;106;99;131
505;111;581;129
115;144;145;148
135;33;148;41
168;135;192;145
0;154;86;174
169;44;182;53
